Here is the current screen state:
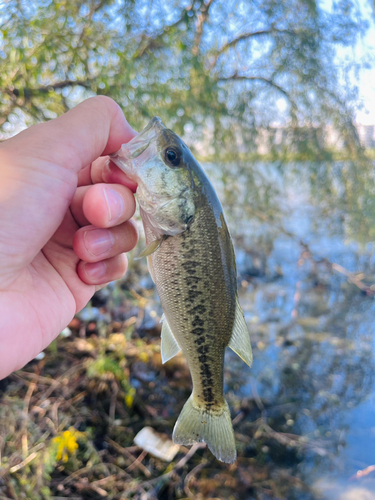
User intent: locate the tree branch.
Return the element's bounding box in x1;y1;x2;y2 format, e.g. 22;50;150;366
211;28;296;67
77;0;107;47
133;3;195;59
7;79;93;99
217;73;291;100
192;0;215;56
134;0;215;60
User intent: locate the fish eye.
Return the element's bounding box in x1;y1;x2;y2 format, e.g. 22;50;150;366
165;147;181;167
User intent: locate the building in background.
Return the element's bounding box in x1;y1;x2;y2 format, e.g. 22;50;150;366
255;123;375;154
356;124;375;149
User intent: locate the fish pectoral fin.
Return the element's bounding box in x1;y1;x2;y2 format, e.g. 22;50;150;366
161;315;181;364
134;237;165;260
147;256;155;283
228;298;253;367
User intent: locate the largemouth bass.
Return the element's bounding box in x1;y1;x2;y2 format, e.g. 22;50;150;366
111;117;252;464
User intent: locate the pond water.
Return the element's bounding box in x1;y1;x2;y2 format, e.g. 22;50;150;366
222;168;375;499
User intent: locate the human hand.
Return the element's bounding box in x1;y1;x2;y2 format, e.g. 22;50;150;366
0;96;138;379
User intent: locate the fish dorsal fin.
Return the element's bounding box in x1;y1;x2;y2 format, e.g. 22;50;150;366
134;237;165;260
160;314;181;364
228;298;253;367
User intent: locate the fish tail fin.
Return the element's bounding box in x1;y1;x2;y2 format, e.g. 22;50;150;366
172;395;236;464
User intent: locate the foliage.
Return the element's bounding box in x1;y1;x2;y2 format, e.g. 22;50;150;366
0;0;370;156
1;0;375;241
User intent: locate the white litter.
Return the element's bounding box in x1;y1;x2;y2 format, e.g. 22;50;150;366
134;426;180;462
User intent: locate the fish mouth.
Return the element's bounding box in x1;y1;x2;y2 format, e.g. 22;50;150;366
129;117;165;155
132;117;166;152
110;117;165;173
142;116;165;137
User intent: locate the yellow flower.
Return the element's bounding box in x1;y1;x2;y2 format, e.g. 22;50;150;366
138;352;149;363
52;427;80;462
125;387;136;408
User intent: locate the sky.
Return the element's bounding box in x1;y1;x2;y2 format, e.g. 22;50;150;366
356;66;375;125
324;0;375;125
354;19;375;125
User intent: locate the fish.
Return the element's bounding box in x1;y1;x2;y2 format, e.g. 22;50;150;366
111;117;252;464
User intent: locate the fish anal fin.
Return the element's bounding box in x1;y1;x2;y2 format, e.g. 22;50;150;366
134;237;164;260
173;395;236;464
161;315;181;364
228;298;253;367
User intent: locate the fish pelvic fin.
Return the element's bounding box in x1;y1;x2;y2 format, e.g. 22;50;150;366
228;297;253;367
172;395;236;464
160;314;181;363
134;236;166;260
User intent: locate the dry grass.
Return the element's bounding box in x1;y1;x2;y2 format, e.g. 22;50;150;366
0;284;320;500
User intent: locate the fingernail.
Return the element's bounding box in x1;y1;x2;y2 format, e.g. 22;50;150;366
84;261;106;280
84;229;114;256
104;188;124;223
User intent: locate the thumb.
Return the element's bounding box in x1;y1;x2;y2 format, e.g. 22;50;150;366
0;97;135;275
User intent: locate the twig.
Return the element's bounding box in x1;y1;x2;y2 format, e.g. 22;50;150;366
255;423;331;458
75;480;108;497
133;3;195;59
35;364;84;405
66;391;87;405
349;464;375;480
174;443;206;470
232;411;245;427
109;383;119;425
9;452;37;473
218;74;292;102
22;372;39;457
125;449;148;473
90;474;117;486
14;371;54;385
5;480;19;500
192;0;215;56
7;79;93;99
106;438;151;477
211;28;296;67
184;460;208;499
247;209;375;296
250;379;265;411
291;280;302;319
61;466;94;485
136;442;206;492
331;263;374;295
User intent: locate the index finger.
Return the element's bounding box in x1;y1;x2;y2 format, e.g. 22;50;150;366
77;157;138;192
6;96;137;174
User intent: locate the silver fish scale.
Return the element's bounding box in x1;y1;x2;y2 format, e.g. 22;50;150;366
146;201;237;412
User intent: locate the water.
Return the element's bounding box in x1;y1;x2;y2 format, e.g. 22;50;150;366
223;174;375;499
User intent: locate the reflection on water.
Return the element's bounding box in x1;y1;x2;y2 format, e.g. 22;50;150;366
222;169;375;499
